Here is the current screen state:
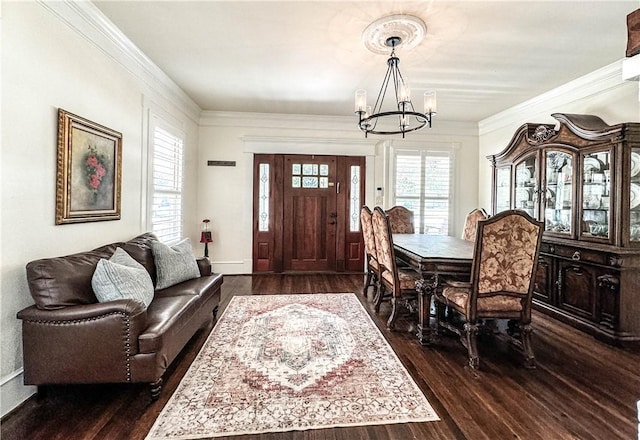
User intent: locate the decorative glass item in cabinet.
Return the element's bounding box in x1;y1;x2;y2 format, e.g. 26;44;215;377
630;148;640;241
495;166;511;213
514;157;536;217
544;151;572;234
581;151;610;239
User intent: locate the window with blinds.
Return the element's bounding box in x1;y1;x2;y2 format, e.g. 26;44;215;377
394;151;451;235
150;125;184;243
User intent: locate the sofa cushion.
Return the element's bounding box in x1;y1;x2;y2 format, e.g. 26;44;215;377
151;238;200;290
120;232;158;285
138;295;201;353
26;242;122;310
91;248;154;307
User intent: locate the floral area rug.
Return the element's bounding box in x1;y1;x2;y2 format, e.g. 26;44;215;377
145;293;439;439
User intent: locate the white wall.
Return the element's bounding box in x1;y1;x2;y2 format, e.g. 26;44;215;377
0;2;201;416
478;61;640;209
198;112;479;274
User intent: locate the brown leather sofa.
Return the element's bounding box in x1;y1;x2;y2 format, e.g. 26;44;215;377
16;232;223;398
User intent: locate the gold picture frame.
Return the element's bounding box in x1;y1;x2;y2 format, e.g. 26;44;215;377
56;109;122;224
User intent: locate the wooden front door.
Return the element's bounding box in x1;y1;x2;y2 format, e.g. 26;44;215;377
283;155;337;271
252;154;365;273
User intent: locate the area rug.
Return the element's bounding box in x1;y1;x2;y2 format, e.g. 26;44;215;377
145;293;439;439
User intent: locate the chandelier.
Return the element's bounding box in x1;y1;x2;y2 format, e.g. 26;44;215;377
355;16;436;138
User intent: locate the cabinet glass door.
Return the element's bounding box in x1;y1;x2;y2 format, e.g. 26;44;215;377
514;155;536;218
581;150;611;239
495;166;511;213
544;151;573;235
631;148;640;242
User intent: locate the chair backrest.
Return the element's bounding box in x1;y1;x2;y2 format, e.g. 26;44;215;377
385;206;415;234
469;210;544;317
461;208;489;241
372;207;399;291
360;206;377;261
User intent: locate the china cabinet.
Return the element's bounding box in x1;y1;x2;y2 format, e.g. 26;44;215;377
488;113;640;347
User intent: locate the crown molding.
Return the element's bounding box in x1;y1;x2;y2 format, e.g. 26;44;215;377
479;60;625;135
241;135;378;156
200;111;478;137
200;111;354;130
37;0;201;123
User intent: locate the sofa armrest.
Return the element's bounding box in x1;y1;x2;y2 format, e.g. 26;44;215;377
196;257;212;276
17;300;149;385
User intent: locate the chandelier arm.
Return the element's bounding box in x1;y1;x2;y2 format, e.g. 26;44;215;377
373;62;393;115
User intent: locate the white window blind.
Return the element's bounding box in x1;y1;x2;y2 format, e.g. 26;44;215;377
150;125;184;243
394;150;451;235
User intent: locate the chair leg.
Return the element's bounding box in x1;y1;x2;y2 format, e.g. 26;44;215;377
463;322;480;369
362;271;373;297
387;297;399;330
374;284;384;312
436;300;448;334
520;323;536;369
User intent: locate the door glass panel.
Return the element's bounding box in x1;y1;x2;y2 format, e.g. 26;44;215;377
631;148;640;241
495;166;511;213
349;165;361;232
581;151;610;239
544;151;572;235
514;156;536;218
302;177;318;188
292;163;330;190
258;163;270;231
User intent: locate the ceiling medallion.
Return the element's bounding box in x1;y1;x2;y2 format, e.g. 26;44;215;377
355;15;436;138
362;14;427;55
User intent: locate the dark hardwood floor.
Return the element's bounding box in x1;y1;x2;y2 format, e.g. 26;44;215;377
2;273;639;439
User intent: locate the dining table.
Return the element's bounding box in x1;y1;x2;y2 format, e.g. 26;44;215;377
392;233;475;345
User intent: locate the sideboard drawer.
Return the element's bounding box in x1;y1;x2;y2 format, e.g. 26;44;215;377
542;243;612;266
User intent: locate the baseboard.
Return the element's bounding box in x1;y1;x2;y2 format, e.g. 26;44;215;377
210;259;252;274
1;369;36;418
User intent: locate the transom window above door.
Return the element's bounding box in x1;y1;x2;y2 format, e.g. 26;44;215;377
291;163;330;188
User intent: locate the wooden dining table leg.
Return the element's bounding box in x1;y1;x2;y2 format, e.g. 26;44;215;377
416;276;436;345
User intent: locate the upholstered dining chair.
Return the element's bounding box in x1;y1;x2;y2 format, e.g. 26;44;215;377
434;209;544;369
461;208;489;241
385;205;415;234
360;206;379;298
371;207;421;330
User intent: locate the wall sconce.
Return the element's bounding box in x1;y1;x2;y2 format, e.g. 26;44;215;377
200;219;213;258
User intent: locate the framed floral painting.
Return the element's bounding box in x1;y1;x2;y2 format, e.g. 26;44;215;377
55;109;122;224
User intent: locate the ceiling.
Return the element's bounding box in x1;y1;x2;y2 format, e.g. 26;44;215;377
94;1;638;122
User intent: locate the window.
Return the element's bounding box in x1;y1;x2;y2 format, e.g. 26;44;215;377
258;163;270;231
394;150;452;235
149;122;184;243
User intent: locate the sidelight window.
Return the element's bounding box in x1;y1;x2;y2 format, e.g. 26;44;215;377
258;163;270;232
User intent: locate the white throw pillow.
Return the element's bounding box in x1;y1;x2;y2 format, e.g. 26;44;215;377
92;247;154;307
151;238;200;290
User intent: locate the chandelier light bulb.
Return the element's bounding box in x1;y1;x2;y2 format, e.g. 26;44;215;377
355;89;367;113
424;90;437;115
399;81;411;104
